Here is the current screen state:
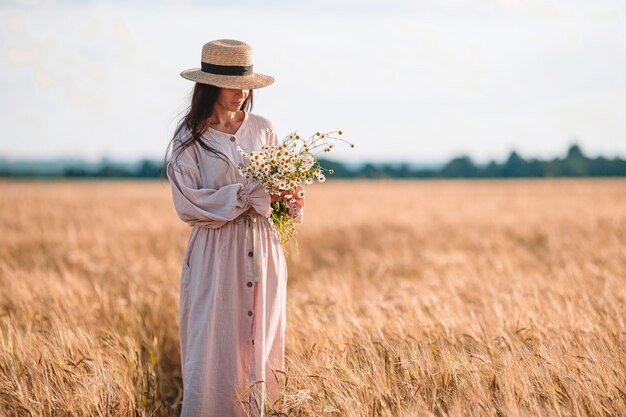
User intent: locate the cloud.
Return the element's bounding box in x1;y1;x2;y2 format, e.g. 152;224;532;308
0;0;625;162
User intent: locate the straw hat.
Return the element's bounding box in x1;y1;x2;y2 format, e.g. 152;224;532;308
180;39;274;89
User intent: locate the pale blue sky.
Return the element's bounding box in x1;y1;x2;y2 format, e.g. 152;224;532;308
1;0;625;165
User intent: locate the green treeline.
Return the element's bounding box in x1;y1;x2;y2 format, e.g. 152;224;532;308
343;144;625;179
0;144;624;179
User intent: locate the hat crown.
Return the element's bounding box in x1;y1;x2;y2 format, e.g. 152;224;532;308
201;39;253;66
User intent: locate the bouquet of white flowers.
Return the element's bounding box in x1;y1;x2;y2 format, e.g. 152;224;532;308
237;129;354;248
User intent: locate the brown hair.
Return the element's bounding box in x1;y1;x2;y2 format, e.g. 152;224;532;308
160;83;253;180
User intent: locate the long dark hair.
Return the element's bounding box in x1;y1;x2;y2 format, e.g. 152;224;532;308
160;83;254;180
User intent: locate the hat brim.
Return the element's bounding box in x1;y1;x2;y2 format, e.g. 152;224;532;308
180;68;274;89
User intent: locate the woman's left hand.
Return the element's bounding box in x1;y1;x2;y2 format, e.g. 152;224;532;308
286;185;305;218
290;185;305;208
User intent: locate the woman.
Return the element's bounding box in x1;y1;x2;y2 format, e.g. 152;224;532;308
164;39;304;417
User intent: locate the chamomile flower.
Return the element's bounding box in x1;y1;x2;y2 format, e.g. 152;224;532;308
237;128;352;245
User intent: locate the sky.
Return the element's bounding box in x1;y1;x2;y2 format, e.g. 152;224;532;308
0;0;625;165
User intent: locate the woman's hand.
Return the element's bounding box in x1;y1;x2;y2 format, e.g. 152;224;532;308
270;191;287;203
271;186;306;208
290;185;305;208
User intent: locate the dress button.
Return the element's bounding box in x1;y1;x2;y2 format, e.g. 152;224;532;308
247;310;253;316
252;339;255;345
247;281;253;287
248;251;253;257
230;136;236;142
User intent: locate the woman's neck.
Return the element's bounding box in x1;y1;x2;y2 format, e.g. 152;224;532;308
208;106;243;127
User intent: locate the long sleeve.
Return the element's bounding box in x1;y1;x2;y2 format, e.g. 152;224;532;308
167;152;271;229
266;121;305;224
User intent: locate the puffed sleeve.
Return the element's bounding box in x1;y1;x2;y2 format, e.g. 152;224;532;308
166;139;271;228
267;120;305;224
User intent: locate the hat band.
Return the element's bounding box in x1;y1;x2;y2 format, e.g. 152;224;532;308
201;61;253;76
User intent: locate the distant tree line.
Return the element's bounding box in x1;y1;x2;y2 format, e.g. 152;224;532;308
61;160;164;178
0;144;624;179
318;144;625;178
348;144;625;179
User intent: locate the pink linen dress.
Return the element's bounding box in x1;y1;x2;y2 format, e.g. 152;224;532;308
166;111;303;417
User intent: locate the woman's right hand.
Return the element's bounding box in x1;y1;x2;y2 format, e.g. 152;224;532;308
270;190;290;203
270;187;305;204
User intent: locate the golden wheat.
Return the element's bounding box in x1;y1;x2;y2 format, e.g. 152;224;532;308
0;178;624;416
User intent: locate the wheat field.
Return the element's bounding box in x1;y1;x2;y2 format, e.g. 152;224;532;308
0;178;624;416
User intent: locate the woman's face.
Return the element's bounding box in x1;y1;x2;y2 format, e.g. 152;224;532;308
216;87;250;112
